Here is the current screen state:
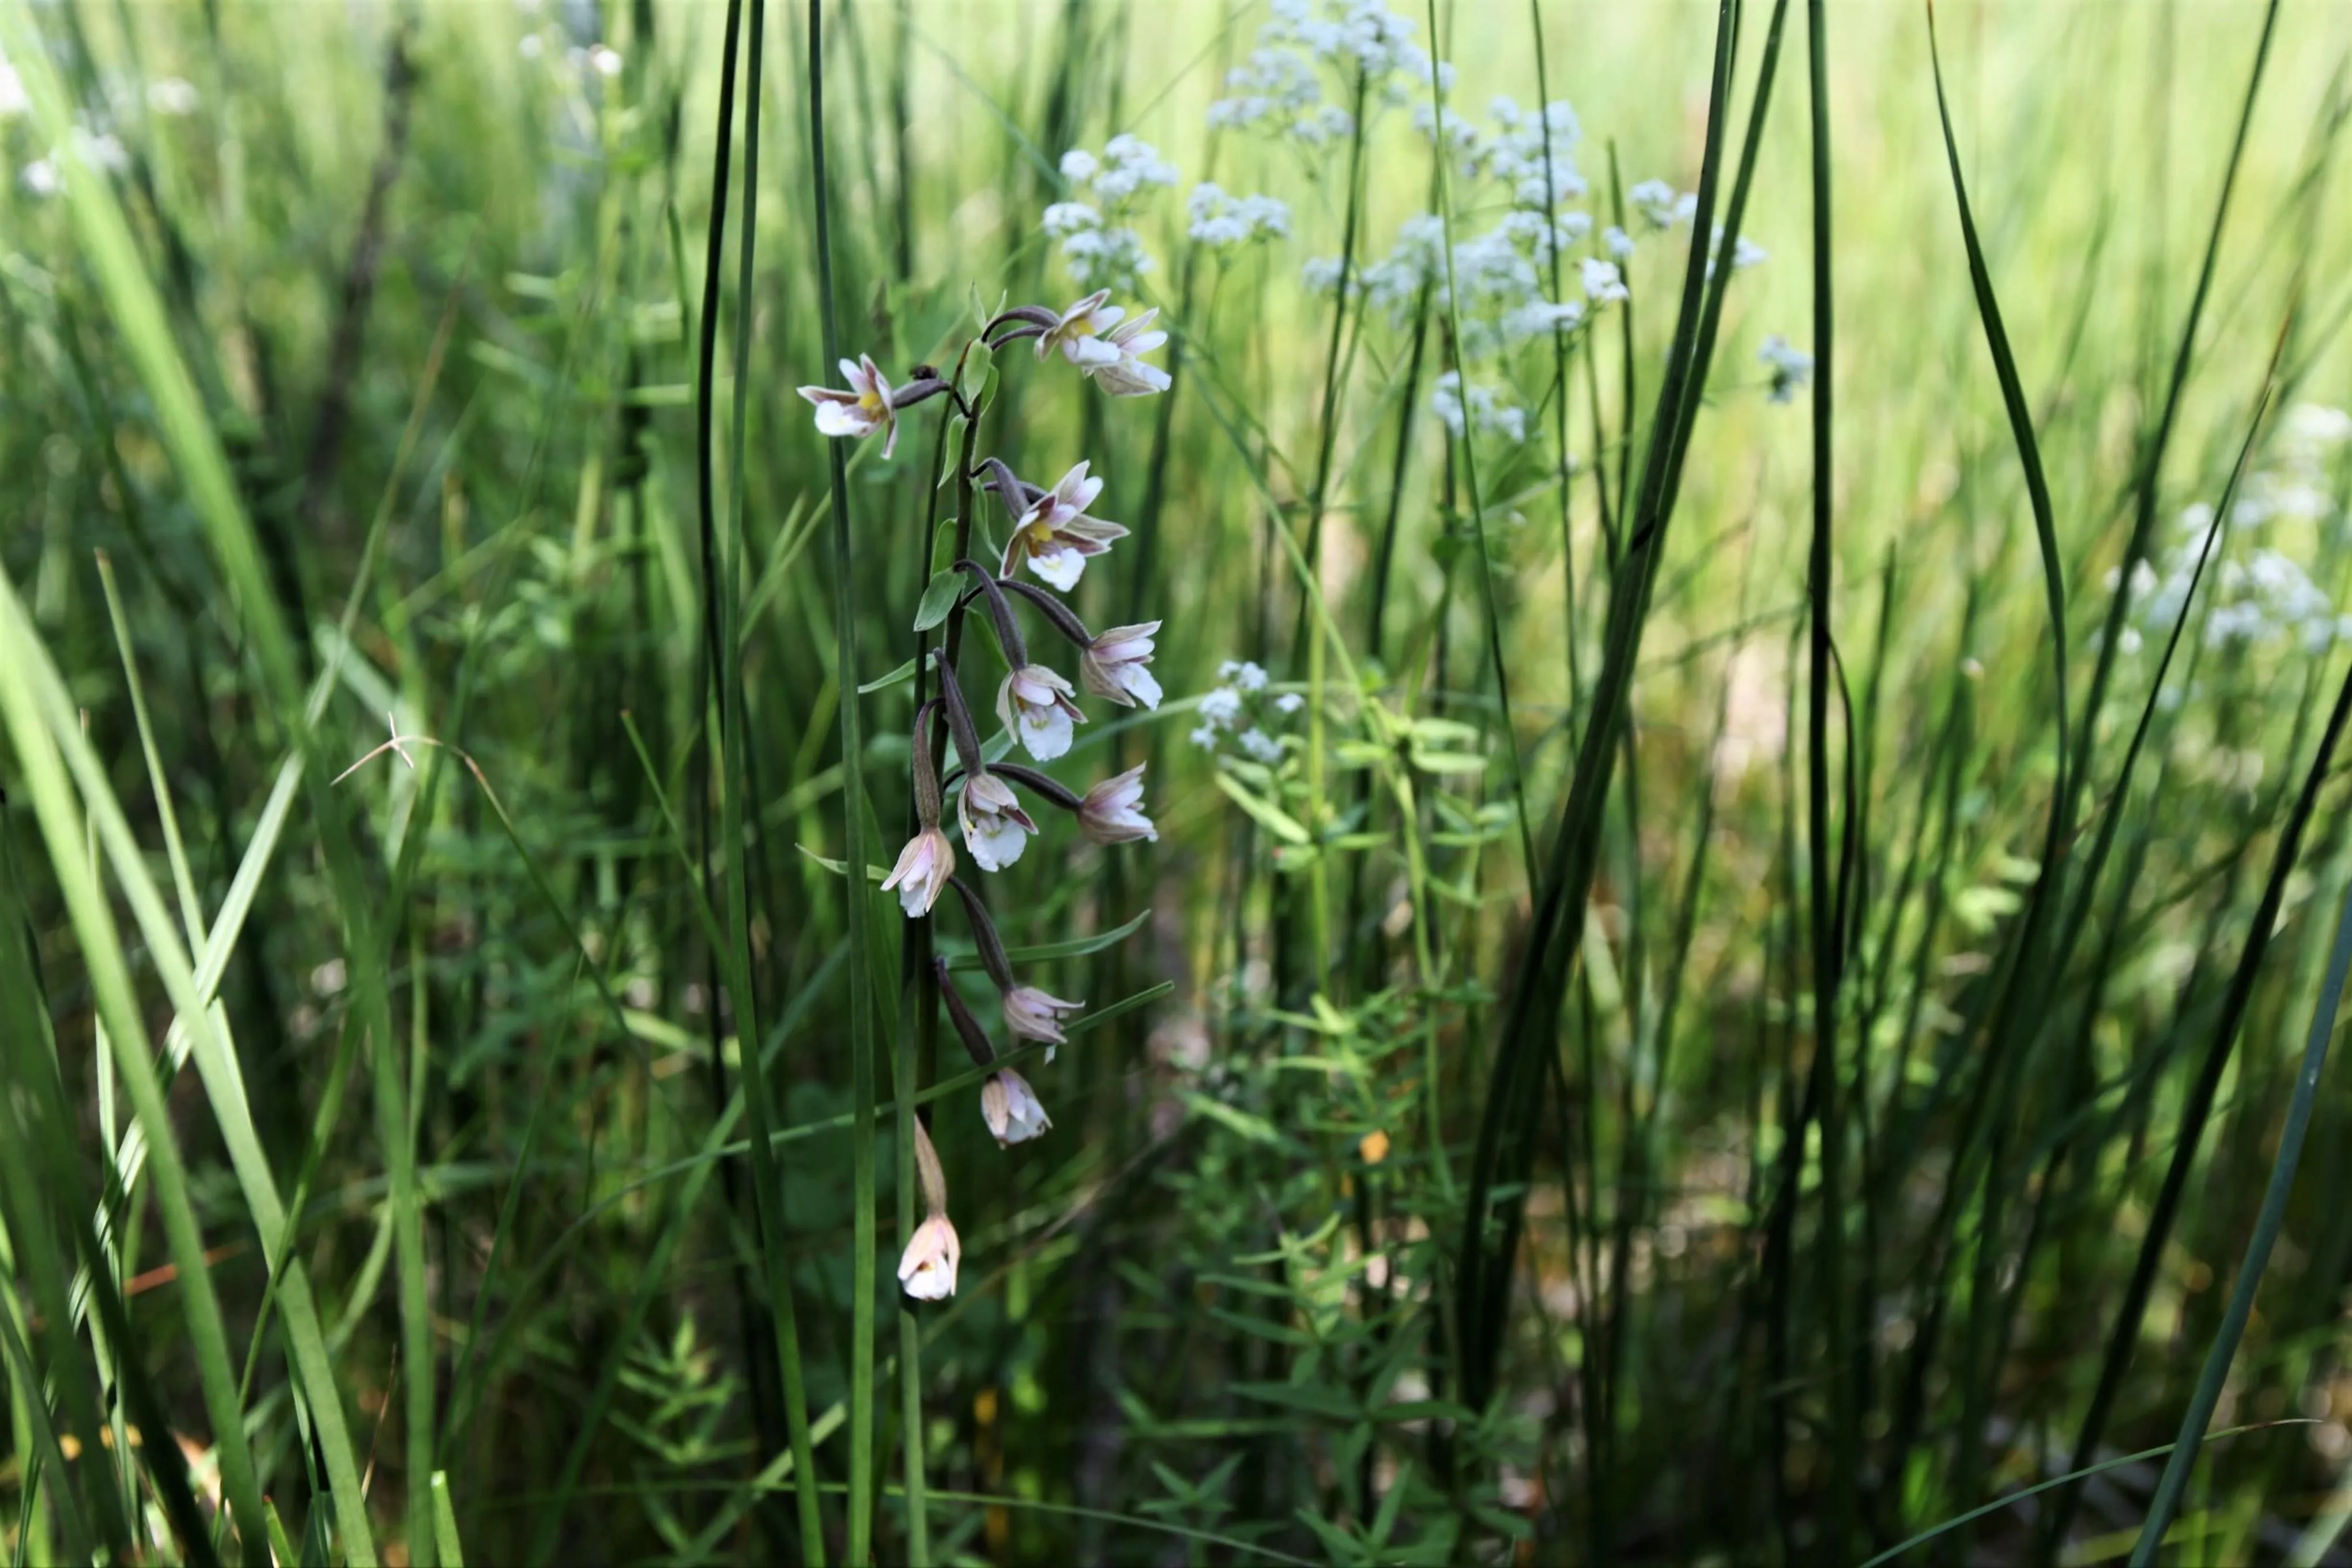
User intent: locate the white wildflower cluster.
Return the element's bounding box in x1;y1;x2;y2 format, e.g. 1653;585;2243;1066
1047;137;1178;292
18;124;130;200
1702;222;1768;279
1630;178;1698;230
1436;96;1588;211
1190;659;1304;761
1759;335;1813;404
1208;0;1445;145
1186;182;1290;251
2113;406;2352;658
1431;371;1528;443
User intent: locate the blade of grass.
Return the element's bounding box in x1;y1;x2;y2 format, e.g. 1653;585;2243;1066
806;0;885;1558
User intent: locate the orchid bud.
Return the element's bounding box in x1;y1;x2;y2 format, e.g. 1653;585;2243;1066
934;956;1000;1068
898;1213;960;1301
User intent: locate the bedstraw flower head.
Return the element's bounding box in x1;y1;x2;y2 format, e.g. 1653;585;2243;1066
997;664;1085;762
982;1070;1053;1147
1079;764;1157;845
1081;622;1163;709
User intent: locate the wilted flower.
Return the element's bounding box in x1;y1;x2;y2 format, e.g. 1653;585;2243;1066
1034;291;1125;367
881;826;955;917
898;1212;960;1300
1081;622;1163;708
797;354;900;457
1001;461;1129;590
958;772;1038;872
982;1070;1053;1146
997;664;1085;761
1085;310;1172;398
1079;764;1157;845
1004;985;1084;1050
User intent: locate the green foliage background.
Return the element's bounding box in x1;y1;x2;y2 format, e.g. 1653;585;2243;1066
3;0;2352;1563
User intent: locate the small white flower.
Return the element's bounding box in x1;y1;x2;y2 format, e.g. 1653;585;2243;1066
1630;178;1686;228
1758;335;1814;404
1581;257;1629;306
1081;622;1163;708
1239;728;1284;764
20;157;58;197
898;1213;960;1300
796;354;900;457
1001;461;1130;590
1219;659;1269;692
982;1070;1053;1146
880;827;955;918
1189;724;1220;749
146;78;201;116
519;32;545;59
1200;682;1246;723
0;56;26;120
1059;148;1100;183
1604;225;1635;259
1275;692;1305;715
1079;764;1157;845
958;773;1038;872
997;664;1086;762
588;43;623;77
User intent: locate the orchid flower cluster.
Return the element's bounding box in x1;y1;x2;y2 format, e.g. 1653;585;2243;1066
798;288;1170;1302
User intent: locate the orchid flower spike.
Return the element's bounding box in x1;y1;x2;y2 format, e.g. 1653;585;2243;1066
1079;763;1157;845
1083;308;1171;398
997;663;1085;761
982;1069;1052;1146
1080;621;1162;709
1001;461;1129;591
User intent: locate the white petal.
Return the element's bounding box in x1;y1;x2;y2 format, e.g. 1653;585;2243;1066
1027;546;1086;591
1019;708;1075;761
1123;666;1163;708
